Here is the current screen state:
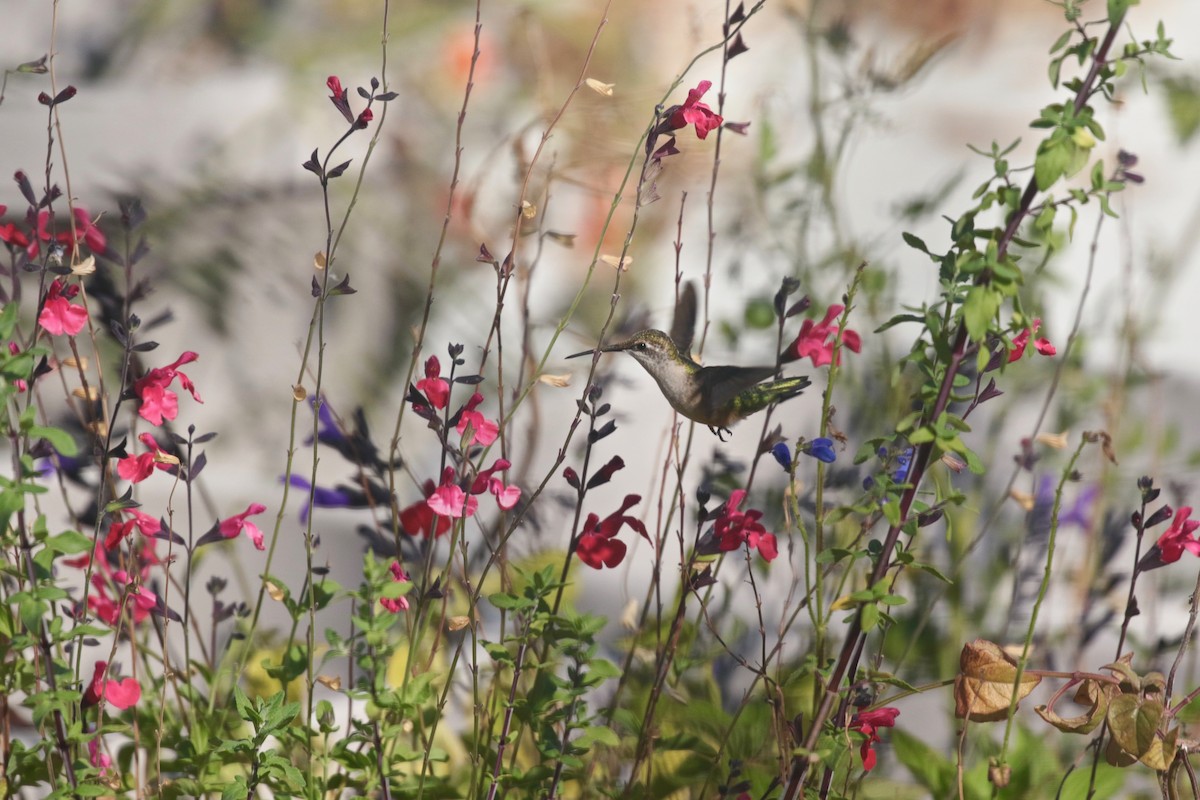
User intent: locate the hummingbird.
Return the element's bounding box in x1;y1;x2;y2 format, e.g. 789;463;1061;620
567;328;811;441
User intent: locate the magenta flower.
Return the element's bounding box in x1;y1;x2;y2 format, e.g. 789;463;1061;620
1138;506;1200;572
28;207;106;259
400;478;453;538
219;503;267;550
1008;318;1057;362
456;392;499;446
133;351;202;426
37;278;88;336
87;736;114;778
116;433;171;483
380;560;411;613
849;706;900;771
471;458;521;510
665;80;724;139
416;355;450;410
104;509;161;550
713;489;777;562
427;482;478;519
783;304;862;367
82;661;141;710
575;494;648;570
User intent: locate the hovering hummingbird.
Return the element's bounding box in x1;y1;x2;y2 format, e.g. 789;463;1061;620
567;285;811;440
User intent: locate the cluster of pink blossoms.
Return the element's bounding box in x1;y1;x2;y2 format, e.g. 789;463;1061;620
400;355;520;536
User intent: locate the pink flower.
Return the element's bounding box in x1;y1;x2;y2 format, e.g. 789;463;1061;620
1152;507;1200;565
82;661;141;710
400;479;453;538
471;458;521;510
116;433;171;483
849;707;900;771
104;509;161;550
37;278;88;336
456;392;499;446
415;356;450;410
133;351;202;426
380;560;411;613
1009;318;1056;362
665;80;724;139
427;482;478;519
28;207;106;259
0;221;31;251
575;495;648;569
713;489;777;563
219;503;267;550
88;736;114;778
783;305;862;367
355;108;374;129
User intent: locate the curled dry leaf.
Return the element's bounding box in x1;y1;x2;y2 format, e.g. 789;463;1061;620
316;674;342;691
953;639;1041;722
585;77;614;96
293;384;308;401
538;372;571;388
447;616;471;632
314;251;327;270
71;255;96;276
1008;488;1035;512
1036;678;1110;734
600;254;632;271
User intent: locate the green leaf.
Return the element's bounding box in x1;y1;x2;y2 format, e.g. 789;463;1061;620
1107;0;1138;25
902;231;929;254
27;425;78;456
962;285;1000;343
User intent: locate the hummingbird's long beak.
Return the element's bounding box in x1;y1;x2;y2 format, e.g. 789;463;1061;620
566;341;627;359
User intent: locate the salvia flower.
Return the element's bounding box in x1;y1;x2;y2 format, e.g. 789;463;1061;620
116;433;174;483
28;207;106;259
782;304;862;367
803;437;837;464
576;494;648;569
848;706;900;772
82;661;141;710
456;392;499;446
714;489;777;562
104;509;161;550
380;560;411;613
400;479;453;538
133;351;202;426
663;80;724;139
1139;506;1200;571
415;355;450;410
1008;318;1056;363
219;503;267;550
37;278;89;336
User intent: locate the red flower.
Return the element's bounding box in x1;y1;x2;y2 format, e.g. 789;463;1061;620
0;220;30;251
83;661;141;710
472;457;521;510
714;489;777;562
327;75;353;123
416;356;450;409
219;503;267;550
456;392;499;446
1008;318;1056;362
665;80;724;139
783;304;862;367
133;351;202;426
37;278;88;336
848;706;900;772
116;433;172;483
355;108;374;129
28;207;106;259
575;494;648;569
1152;506;1200;565
380;560;411;613
427;482;478;519
104;509;161;550
400;479;453;538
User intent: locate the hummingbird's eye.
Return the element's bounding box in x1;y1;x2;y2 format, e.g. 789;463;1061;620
635;342;647;350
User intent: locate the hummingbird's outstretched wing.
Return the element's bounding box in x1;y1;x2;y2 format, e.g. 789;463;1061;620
670;281;697;358
695;364;778;420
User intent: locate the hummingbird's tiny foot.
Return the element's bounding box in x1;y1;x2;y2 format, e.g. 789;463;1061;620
708;425;732;442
